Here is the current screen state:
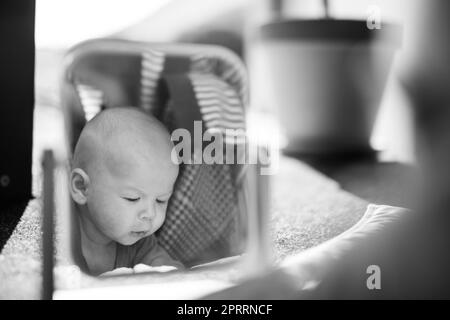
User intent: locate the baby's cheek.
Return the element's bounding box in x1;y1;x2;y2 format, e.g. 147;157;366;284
96;201;127;233
154;206;167;230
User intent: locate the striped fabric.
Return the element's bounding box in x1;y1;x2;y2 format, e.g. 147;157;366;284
139;50;165;113
69;42;249;266
190;52;249;108
189;73;246;146
75;83;103;121
189;52;248;182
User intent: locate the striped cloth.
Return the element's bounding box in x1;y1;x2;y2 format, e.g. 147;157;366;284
74;83;103;121
139;50;165;113
69;42;248;266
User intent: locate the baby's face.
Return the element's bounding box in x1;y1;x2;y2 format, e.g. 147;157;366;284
85;153;179;246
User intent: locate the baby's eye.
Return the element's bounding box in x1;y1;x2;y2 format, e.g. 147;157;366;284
122;197;140;202
156;199;167;205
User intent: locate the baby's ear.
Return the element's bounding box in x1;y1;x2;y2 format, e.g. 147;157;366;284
70;168;90;205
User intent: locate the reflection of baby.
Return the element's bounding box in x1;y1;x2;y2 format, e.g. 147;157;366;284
69;107;183;276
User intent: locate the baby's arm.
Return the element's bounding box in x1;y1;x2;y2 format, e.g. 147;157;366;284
134;235;185;272
100;237;184;276
100;265;174;276
99;245;182;276
99;267;134;277
133;264;178;274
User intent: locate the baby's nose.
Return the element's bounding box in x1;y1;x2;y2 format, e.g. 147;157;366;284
139;203;156;221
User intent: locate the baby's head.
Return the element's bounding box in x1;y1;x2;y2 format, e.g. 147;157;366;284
70;107;178;246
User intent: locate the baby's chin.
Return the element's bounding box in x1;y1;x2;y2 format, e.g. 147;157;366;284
117;231;153;246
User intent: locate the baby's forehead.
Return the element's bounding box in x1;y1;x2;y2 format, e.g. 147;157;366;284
103;143;162;173
105;133;175;169
89;107;169;139
75;108;176;172
100;146;178;193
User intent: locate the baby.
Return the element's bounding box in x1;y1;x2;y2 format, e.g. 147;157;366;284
69;107;183;276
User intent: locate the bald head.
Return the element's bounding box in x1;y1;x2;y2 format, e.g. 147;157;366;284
70;107;179;251
72;107;174;177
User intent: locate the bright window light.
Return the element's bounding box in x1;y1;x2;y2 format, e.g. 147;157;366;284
35;0;170;48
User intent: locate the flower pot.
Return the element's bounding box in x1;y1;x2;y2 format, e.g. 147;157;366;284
258;19;401;155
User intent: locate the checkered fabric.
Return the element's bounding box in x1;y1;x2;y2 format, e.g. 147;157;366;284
156;164;240;265
64;40;249;266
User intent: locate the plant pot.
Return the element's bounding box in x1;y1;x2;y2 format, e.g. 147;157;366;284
258;19;402;155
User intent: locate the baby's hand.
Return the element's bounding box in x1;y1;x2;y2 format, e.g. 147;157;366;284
99;267;134;277
99;265;178;276
133;264;178;274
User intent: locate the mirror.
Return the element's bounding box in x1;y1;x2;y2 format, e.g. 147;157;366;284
46;39;273;297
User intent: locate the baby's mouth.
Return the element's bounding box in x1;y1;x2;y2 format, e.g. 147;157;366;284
131;231;149;238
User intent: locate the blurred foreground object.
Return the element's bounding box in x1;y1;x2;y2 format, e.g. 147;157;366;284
0;1;35;205
206;0;450;299
257;17;401;155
